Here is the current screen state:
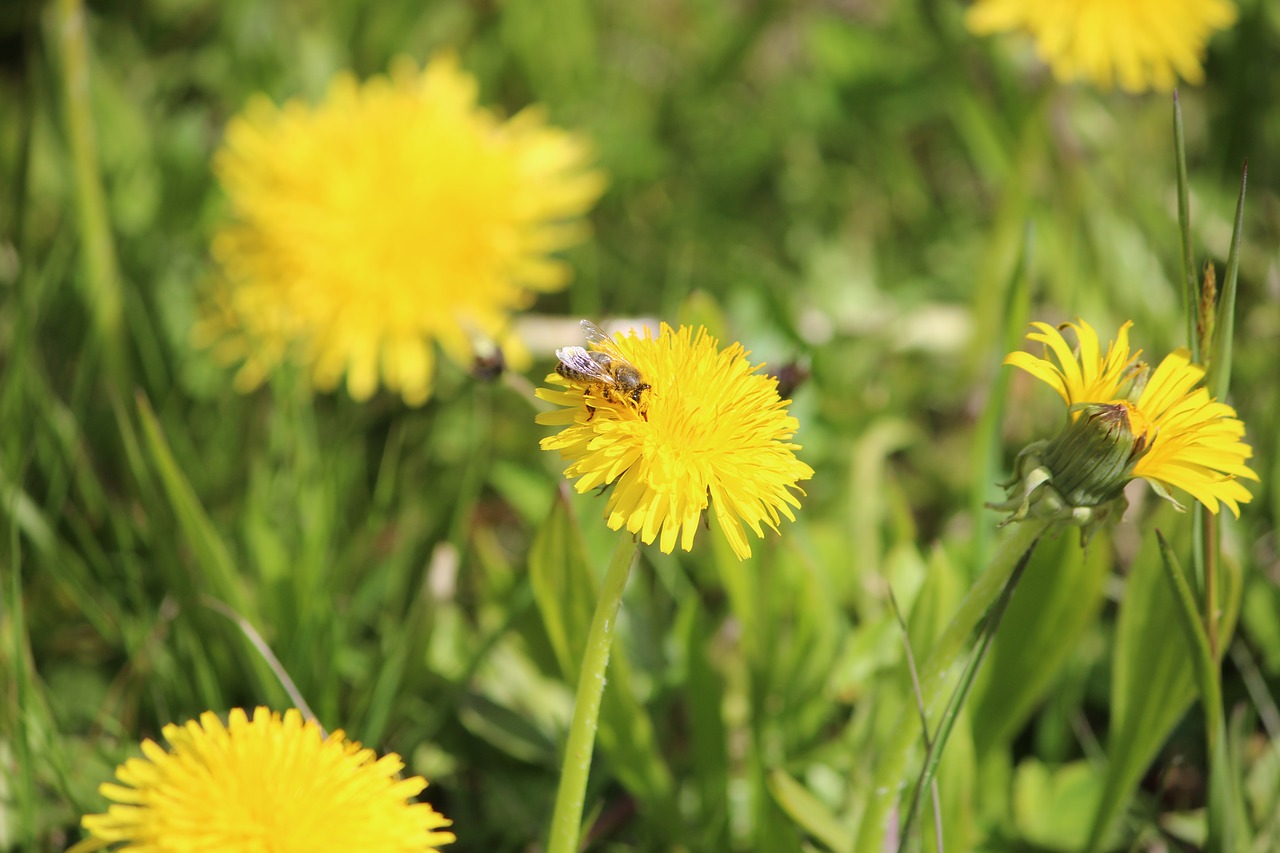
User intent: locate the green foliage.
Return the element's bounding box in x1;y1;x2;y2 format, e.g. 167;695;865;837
4;0;1280;851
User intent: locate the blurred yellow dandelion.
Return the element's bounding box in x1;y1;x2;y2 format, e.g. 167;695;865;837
537;322;814;560
77;707;455;853
1006;319;1257;517
200;55;606;405
966;0;1238;93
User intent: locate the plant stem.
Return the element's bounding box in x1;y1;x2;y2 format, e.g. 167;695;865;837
854;516;1053;853
547;534;640;853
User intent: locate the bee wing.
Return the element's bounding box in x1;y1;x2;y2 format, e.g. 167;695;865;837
580;319;616;348
556;346;618;384
580;319;636;368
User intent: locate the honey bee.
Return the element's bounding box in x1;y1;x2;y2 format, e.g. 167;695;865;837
555;319;651;413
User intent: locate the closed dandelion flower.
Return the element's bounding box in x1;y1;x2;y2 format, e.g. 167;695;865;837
537;322;814;560
199;56;606;405
76;707;455;853
966;0;1238;93
999;319;1257;525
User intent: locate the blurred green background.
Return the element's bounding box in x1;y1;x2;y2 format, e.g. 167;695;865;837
3;0;1279;850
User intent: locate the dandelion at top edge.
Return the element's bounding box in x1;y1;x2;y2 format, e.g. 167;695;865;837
966;0;1238;93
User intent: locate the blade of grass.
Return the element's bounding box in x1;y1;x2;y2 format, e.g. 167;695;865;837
203;596;319;727
899;536;1039;850
768;769;855;853
1155;531;1236;852
1206;161;1246;400
135;393;247;613
1203;162;1246;665
888;589;944;853
855;517;1052;853
971;221;1033;564
1154;533;1222;762
52;0;125;380
1172;91;1198;363
6;488;37;850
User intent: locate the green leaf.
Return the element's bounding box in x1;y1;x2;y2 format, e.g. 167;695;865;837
1088;537;1195;851
676;600;731;851
769;768;854;853
1087;527;1243;851
529;486;599;679
972;533;1110;755
1014;760;1106;851
135;394;249;614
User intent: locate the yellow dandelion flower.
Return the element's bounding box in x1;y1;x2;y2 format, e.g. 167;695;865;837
76;707;455;853
537;322;814;560
966;0;1238;93
1123;348;1257;515
200;55;606;405
1004;319;1257;517
1003;319;1142;414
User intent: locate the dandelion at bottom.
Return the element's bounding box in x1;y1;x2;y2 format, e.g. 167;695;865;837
537;321;814;560
76;707;455;853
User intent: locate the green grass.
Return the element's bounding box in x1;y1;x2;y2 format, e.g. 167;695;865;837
4;0;1280;850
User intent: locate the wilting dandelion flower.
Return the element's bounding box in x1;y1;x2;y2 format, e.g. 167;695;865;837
76;707;455;853
537;322;814;560
998;319;1257;525
966;0;1238;93
200;55;606;405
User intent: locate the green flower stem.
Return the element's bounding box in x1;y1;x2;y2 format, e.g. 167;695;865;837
547;533;640;853
855;516;1053;853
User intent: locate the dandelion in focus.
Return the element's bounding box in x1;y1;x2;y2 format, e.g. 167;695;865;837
537;321;814;560
199;56;606;405
966;0;1238;93
75;707;455;853
997;319;1257;527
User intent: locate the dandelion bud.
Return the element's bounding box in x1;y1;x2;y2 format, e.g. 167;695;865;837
1040;403;1145;509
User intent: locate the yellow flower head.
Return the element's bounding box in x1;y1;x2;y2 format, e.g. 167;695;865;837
1005;319;1258;517
1004;319;1143;413
78;707;455;853
966;0;1238;93
537;322;814;560
200;55;606;405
